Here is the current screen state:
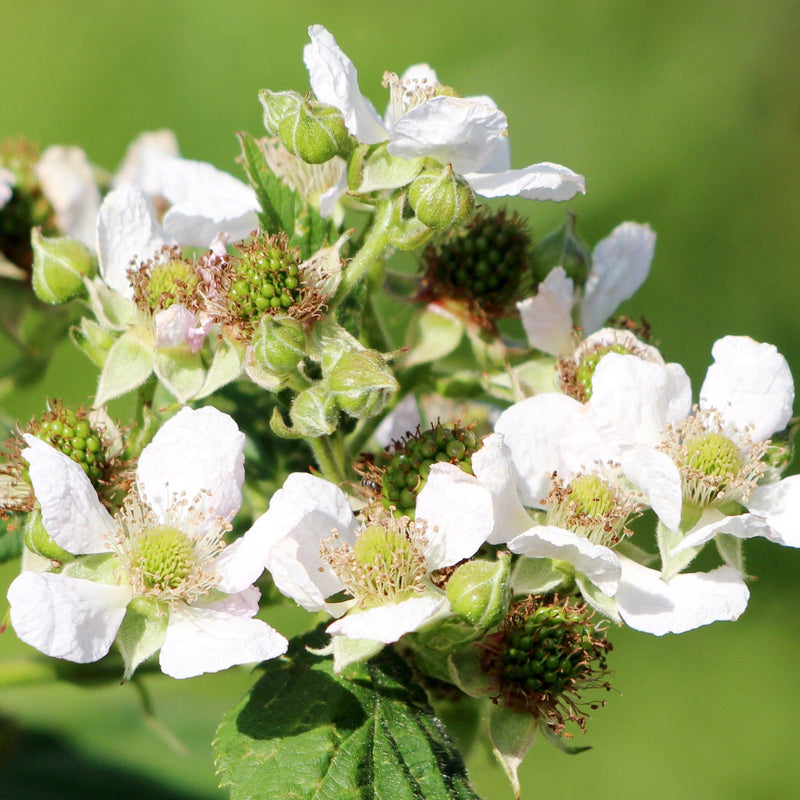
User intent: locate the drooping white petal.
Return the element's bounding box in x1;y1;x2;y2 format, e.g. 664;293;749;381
159;599;287;679
620;444;683;531
137;406;245;527
0;168;15;209
746;475;800;547
615;557;749;635
517;267;575;357
580;222;656;334
495;393;584;506
304;24;387;144
223;472;358;608
673;510;781;553
416;463;494;570
471;433;534;544
157;157;259;247
8;572;130;662
23;435;115;554
464;161;586;202
589;354;692;447
388;95;507;174
699;336;794;441
326;595;447;644
35;146;101;247
508;525;621;596
113;130;180;193
97;185;169;298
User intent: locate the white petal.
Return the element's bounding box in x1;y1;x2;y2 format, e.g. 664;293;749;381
159;601;287;679
620;444;683;531
23;435;115;554
494;393;584;505
747;475;800;547
464;161;586;202
157;157;259;247
35;146;101;247
416;463;494;570
616;557;749;635
471;433;534;544
0;168;15;208
388;95;507;174
580;222;656;334
326;595;446;644
137;406;245;526
304;25;387;144
674;510;780;553
699;336;794;441
8;571;129;662
589;354;692;447
113;130;180;192
222;472;358;609
517;267;575;357
97;185;169;298
508;526;621;596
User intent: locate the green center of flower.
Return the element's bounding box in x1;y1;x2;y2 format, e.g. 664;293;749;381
130;525;195;591
574;344;632;401
568;474;617;518
145;260;200;311
376;423;478;516
685;432;742;479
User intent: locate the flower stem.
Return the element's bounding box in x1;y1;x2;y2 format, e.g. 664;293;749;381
308;434;347;484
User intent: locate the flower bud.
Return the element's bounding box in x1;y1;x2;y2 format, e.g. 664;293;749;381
278;99;351;165
31;227;97;304
326;349;398;420
290;384;339;437
446;552;510;630
259;90;303;136
408;164;475;231
24;510;73;563
251;315;307;375
531;212;591;287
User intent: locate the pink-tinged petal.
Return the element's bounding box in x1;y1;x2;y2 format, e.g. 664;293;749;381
620;444;683;531
517;267;575;357
159;601;287;679
23;435;114;554
220;472;358;605
495;393;584;506
589;354;692;447
674;510;779;553
113;130;180;193
8;572;129;662
326;595;446;644
616;557;749;635
471;434;534;544
304;25;387;144
580;222;655;334
158;157;259;247
699;336;794;441
388;95;507;174
416;463;494;570
464;161;586;202
747;476;800;547
508;526;620;596
153;305;210;353
97;185;168;298
35;146;101;247
137;406;244;526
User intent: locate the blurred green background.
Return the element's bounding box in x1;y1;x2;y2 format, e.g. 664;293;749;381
2;1;800;798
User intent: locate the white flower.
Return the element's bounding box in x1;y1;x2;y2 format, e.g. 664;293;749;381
225;465;495;649
0;167;14;209
303;24;585;203
6;406;287;679
518;222;656;357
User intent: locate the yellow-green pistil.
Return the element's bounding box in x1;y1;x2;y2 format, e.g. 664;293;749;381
146;260;200;311
129;525;195;591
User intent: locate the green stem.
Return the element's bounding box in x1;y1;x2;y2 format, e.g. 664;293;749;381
308;435;347;484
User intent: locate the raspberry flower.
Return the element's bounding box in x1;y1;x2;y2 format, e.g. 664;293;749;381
7;406;287;679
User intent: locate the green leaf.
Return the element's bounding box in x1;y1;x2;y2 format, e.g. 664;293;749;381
294;203;336;260
335;274;368;340
214;629;483;800
238;131;296;237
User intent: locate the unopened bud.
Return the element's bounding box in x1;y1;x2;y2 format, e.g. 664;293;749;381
446;552;510;629
259;90;303;136
290;384;338;437
408;164;475;231
251;315;306;375
278;99;351;165
326;349;398;419
31;227;97;304
531;212;590;286
24;510;73;563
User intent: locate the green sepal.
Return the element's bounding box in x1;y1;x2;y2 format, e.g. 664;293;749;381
63;553;120;584
658;510;701;581
400;306;464;368
715;532;746;574
329;635;384;673
575;572;621;624
213;627;482;800
244;347;284;392
539;720;592;755
117;606;168;682
290;384;339;437
487;703;538;800
197;337;243;399
84;278;137;329
153;347;205;405
70;317;118;368
446;551;510;630
510;556;569;596
95;328;154;406
268;406;305;440
347;142;425;194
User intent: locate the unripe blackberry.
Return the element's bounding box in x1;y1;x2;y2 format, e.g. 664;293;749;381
420;208;532;319
480;595;612;734
372;422;479;517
